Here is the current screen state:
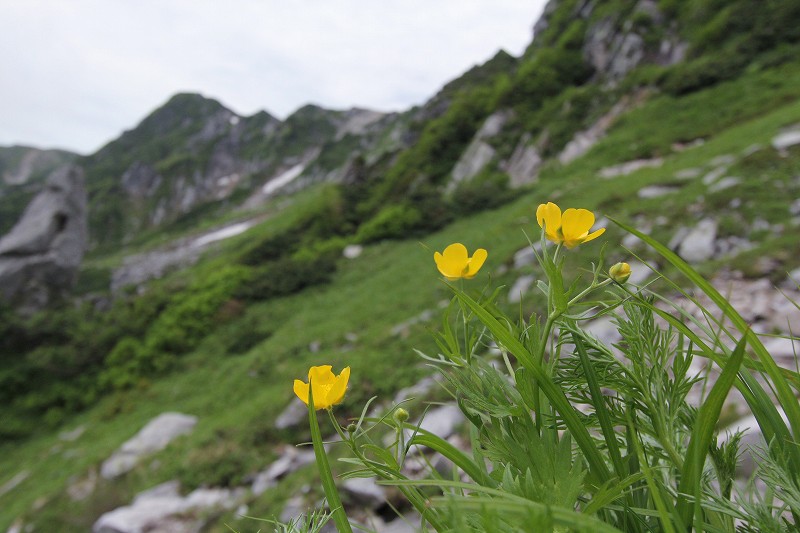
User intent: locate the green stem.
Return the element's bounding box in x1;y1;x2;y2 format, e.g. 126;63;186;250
307;385;353;533
567;278;612;307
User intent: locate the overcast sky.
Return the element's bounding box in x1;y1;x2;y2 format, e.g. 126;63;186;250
0;1;547;155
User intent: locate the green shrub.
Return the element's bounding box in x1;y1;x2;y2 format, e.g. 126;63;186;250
239;226;304;265
355;204;422;244
177;440;258;490
146;265;251;354
99;337;166;390
236;254;336;302
449;170;514;216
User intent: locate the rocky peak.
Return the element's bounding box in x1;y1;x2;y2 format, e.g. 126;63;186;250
0;164;88;312
582;0;686;81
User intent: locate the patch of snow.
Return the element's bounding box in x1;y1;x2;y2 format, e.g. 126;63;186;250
191;221;255;248
262;164;305;196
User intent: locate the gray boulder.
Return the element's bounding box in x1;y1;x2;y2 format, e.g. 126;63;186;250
676;219;718;263
0;164;88;311
93;480;244;533
101;412;198;479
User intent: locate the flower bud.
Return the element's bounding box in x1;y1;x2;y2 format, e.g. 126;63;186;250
609;262;632;284
346;423;357;434
393;408;410;424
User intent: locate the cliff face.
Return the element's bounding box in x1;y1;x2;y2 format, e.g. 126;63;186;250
0;164;87;312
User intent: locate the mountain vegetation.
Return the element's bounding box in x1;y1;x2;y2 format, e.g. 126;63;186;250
2;0;800;530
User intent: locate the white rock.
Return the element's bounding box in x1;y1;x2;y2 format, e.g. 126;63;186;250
342;244;363;259
341;477;386;507
101;413;198;479
701;166;727;185
674;168;702;180
59;425;86;442
558;96;636;166
0;471;29;498
626;260;654;286
599;158;663;179
761;337;799;361
772;129;800;151
512;245;539;269
279;494;309;523
449;111;510;187
275;399;309;430
582;315;620;346
93;480;243;533
508;275;536;304
668;227;690;251
392;375;440;405
252;446;316;496
505;137;542;187
742;143;763;156
677;219;718;263
768;298;800;335
710;154;736;166
373;512;422;533
450;142;496;186
708;177;740;193
406;404;464;444
638;185;679;198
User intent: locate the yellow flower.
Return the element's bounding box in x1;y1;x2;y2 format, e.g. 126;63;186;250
434;243;488;280
293;365;351;410
536;202;605;249
609;262;632;284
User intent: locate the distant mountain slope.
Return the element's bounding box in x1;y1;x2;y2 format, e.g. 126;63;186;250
0;146;76;234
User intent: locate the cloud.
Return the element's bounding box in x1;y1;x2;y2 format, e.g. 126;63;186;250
0;1;545;153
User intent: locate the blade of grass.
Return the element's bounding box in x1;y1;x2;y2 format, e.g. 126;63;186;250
449;283;612;484
626;412;682;533
676;336;747;529
407;431;497;487
571;330;626;479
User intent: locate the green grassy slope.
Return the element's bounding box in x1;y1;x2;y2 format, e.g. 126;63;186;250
2;57;800;529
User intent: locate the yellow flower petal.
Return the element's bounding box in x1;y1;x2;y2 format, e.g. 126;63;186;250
295;365;350;410
308;365;335;386
561;208;595;241
326;366;350;406
582;227;605;244
293;379;310;406
536;202;563;244
464;248;488;278
434;243;469;278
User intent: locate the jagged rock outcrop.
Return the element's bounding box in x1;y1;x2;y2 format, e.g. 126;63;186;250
448;110;511;188
0;164;87;311
582;0;687;81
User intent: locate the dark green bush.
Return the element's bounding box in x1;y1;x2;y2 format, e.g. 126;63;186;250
449;170;514;216
236;254;336;302
146;265;251;354
355;204;422;244
177;440;258;490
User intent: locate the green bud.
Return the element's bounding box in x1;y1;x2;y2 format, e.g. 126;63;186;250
609;262;632;284
346;423;357;434
393;408;410;424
